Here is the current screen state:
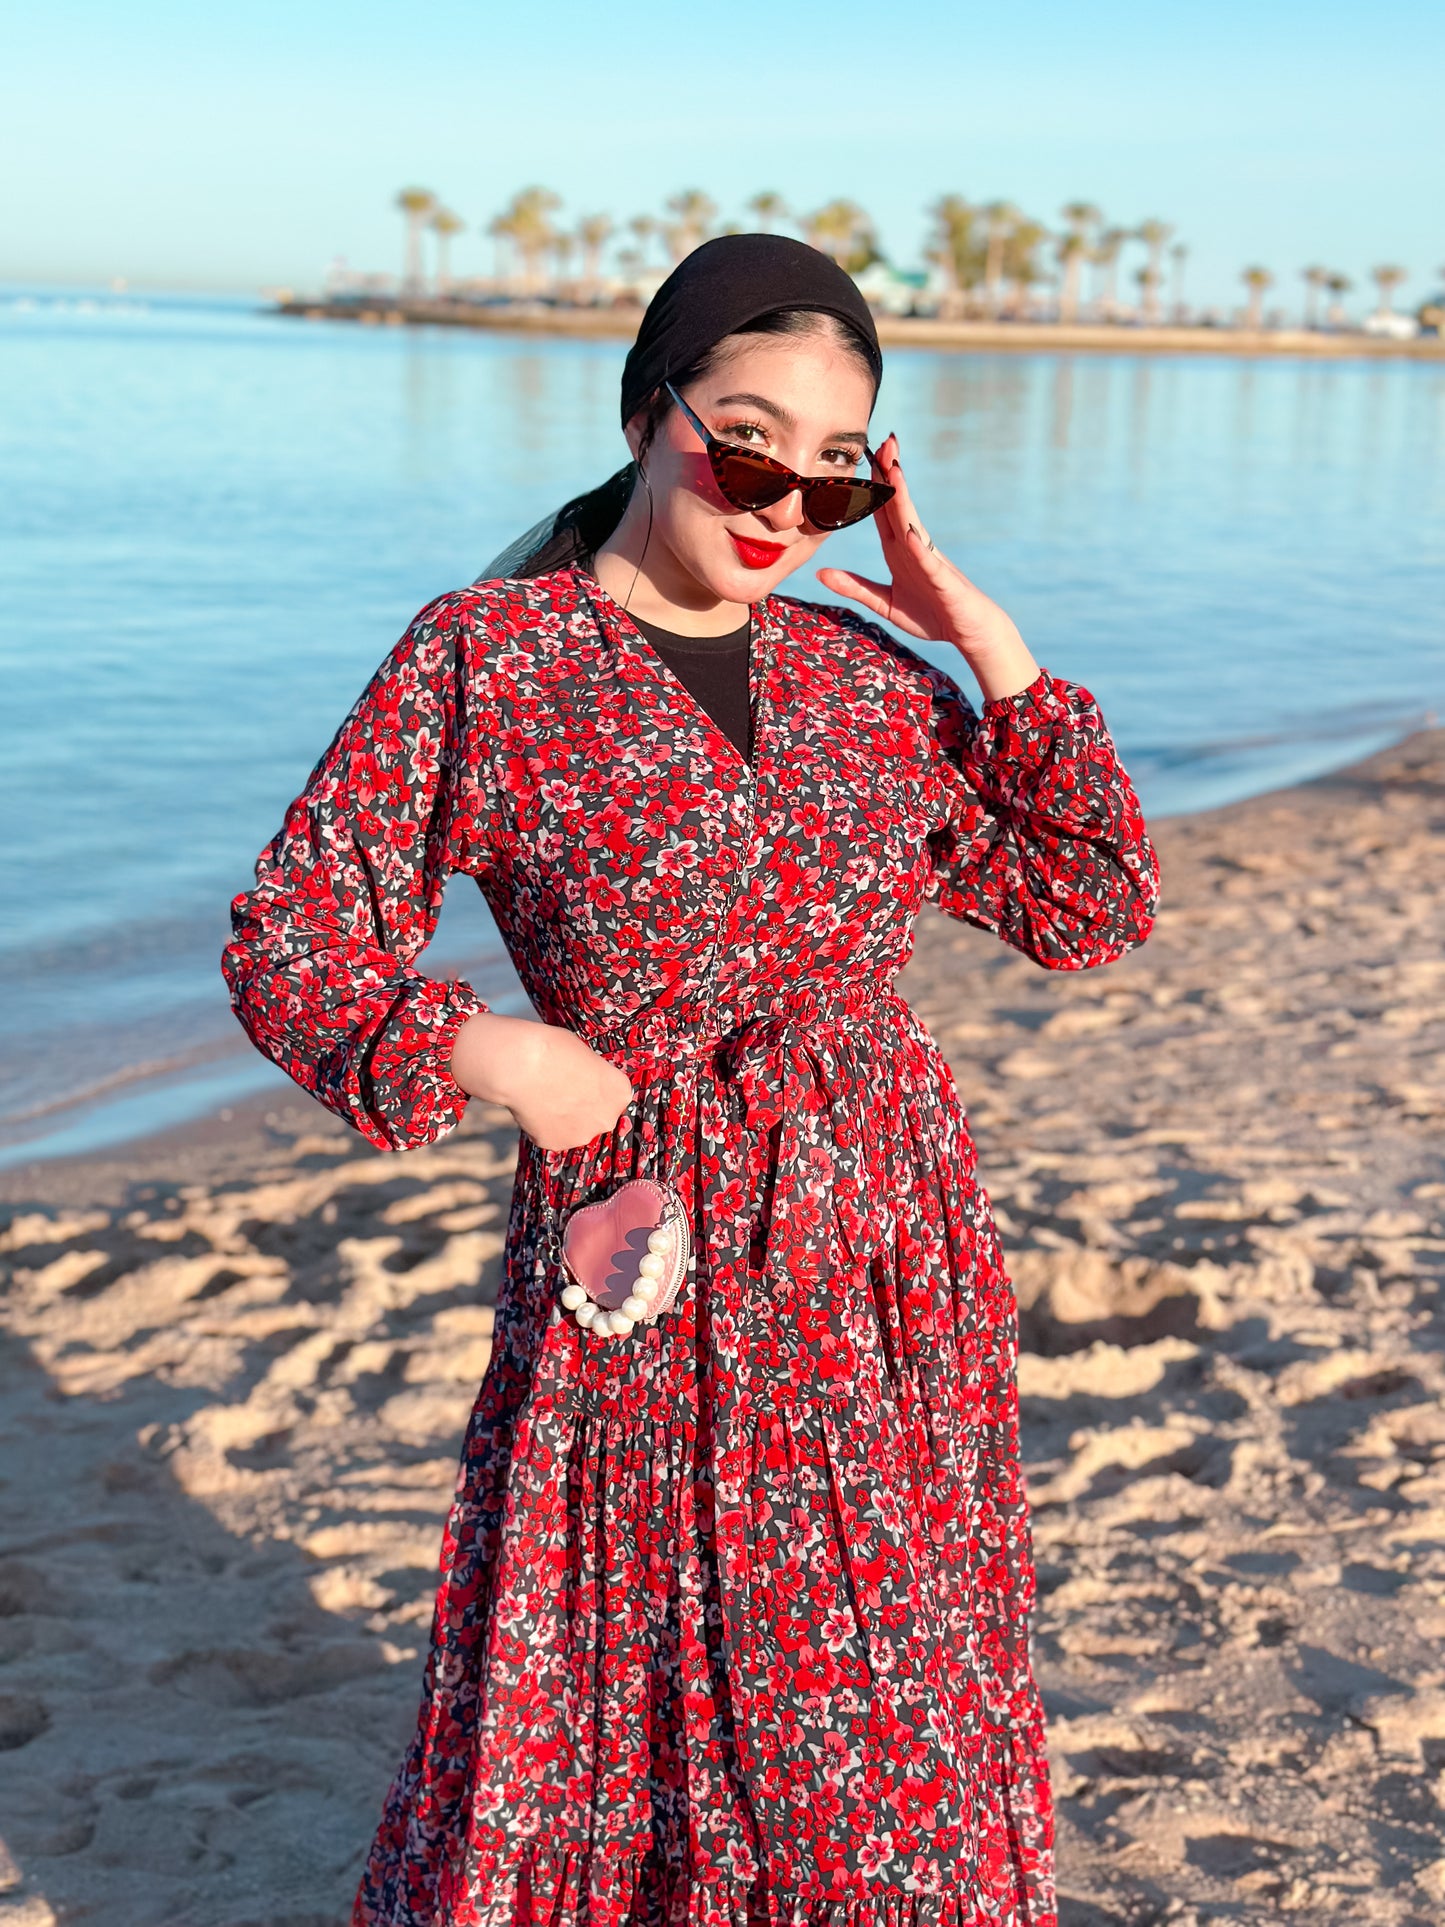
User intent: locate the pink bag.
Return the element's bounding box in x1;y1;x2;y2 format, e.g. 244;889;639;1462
560;1175;691;1319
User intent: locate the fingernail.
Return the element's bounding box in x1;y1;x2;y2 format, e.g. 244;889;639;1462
907;521;921;540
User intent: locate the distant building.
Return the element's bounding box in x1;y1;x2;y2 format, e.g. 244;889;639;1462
852;262;933;317
612;266;669;308
1362;310;1419;340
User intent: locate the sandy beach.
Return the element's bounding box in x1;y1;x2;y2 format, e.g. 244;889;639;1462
2;728;1444;1925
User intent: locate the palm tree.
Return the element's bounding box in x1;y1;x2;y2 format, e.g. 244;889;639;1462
1062;201;1103;236
396;187;437;296
1055;229;1091;322
1371;264;1407;316
1324;273;1353;328
1134;265;1162;323
1300;264;1328;329
746;191;789;233
806;199;880;275
429;206;465;296
551;231;576;295
1003;220;1049;317
1090;227;1127;319
1055;204;1100;323
1241;265;1273;330
1129;220;1170;319
628;214;657;267
1134;219;1174;321
576;214;613;299
927;194;979;315
1169;242;1189;321
981;201;1018;314
663;190;717;262
488;186;562;295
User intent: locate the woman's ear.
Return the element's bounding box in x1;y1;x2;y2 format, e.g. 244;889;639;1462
622;404;651;461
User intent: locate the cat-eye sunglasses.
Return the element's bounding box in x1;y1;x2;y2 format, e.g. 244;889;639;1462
665;380;896;532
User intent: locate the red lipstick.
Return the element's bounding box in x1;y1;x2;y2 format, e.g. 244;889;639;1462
728;531;786;570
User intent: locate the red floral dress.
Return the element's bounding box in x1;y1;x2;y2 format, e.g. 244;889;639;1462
222;565;1159;1927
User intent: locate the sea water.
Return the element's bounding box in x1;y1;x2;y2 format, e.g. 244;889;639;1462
2;289;1441;1162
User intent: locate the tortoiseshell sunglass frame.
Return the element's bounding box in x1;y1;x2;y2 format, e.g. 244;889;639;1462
664;381;896;532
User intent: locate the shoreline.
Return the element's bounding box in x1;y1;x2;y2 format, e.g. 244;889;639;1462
2;720;1441;1212
276;295;1445;362
0;708;1435;1180
2;725;1443;1920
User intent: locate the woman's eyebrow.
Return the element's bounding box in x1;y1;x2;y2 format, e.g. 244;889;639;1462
712;392;868;445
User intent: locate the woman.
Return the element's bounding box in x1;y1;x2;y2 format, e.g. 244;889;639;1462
223;234;1159;1927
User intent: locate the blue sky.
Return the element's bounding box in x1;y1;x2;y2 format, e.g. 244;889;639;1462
5;0;1441;312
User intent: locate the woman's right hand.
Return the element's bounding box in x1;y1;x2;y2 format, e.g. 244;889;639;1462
448;1012;635;1152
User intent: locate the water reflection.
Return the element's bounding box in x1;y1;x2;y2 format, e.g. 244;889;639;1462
1231;362;1258;453
1356;366;1393;492
1049;358;1074;451
1127;359;1154;487
402;331;459;478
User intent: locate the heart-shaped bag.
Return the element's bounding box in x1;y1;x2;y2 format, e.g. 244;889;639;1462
560;1177;691;1319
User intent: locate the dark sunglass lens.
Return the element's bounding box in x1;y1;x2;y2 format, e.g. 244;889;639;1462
805;481;884;531
714;449;791;511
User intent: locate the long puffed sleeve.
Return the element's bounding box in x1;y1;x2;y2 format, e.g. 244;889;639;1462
841;612;1159;969
919;654;1158;968
221;589;497;1150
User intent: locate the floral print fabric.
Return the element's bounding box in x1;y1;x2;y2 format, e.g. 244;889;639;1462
222;565;1159;1927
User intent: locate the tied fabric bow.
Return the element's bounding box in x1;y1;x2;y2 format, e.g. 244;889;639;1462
712;1009;898;1295
690;994;905;1418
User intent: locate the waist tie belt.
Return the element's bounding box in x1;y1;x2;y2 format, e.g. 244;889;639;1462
584;972;898;1064
576;973;908;1302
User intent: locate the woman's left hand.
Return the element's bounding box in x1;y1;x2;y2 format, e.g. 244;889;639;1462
815;432;1041;704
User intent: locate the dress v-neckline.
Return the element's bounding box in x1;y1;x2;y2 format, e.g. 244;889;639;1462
571;566;773;783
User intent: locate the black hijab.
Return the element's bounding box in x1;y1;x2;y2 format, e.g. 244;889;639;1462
479;233;883;581
618;233;882;428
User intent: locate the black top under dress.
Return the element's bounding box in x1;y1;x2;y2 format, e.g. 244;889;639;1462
628;611;753;767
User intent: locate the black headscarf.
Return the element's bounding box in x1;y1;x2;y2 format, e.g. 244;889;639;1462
618;233;882;428
479;233;883;581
